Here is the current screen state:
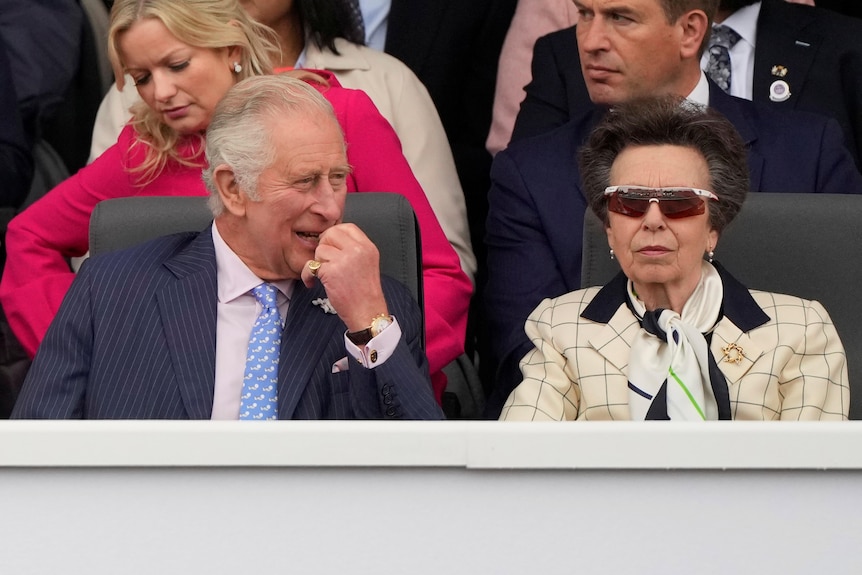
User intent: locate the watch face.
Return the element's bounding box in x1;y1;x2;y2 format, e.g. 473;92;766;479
370;315;393;337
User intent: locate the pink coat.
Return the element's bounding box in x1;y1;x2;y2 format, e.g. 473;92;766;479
1;74;471;402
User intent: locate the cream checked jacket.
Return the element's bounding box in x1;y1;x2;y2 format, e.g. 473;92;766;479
501;266;849;421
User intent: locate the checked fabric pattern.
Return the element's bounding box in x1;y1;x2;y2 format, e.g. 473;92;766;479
240;283;281;420
705;25;741;93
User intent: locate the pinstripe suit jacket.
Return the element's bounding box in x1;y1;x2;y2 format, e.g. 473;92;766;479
500;265;849;421
12;230;443;420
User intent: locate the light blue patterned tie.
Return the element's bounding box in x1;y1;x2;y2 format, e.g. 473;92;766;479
240;283;281;420
705;25;741;93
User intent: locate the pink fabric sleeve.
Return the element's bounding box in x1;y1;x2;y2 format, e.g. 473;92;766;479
0;126;206;356
323;82;473;401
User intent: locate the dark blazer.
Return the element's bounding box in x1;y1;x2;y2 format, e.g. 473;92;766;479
484;82;862;418
12;229;444;420
753;0;862;168
513;0;862;168
814;0;862;20
384;0;517;258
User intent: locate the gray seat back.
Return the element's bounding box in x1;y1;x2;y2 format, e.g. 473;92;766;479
89;193;422;306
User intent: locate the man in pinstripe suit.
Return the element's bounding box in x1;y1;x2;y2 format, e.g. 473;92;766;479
12;75;443;420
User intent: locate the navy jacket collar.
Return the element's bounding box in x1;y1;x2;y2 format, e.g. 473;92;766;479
581;261;770;332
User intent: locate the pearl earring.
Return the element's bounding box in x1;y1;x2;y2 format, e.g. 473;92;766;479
708;249;715;263
609;248;615;261
232;61;242;74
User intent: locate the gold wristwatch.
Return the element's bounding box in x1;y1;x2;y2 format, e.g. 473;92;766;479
346;314;393;346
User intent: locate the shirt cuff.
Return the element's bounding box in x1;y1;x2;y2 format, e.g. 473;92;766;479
344;316;402;369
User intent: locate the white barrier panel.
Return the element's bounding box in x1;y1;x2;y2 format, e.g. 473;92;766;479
1;421;861;573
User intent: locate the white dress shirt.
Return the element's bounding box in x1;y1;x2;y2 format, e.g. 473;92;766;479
701;2;761;100
210;223;402;419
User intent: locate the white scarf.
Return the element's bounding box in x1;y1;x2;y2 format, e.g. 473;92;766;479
627;262;724;420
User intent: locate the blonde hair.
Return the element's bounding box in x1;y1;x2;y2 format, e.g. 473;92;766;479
108;0;280;184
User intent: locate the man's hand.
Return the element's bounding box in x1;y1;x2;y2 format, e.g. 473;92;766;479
300;223;389;332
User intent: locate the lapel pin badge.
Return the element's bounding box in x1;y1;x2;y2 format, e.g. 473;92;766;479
722;343;745;364
771;65;788;78
769;79;791;102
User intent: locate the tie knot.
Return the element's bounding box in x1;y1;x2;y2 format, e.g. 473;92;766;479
251;283;278;309
641;308;679;340
709;25;741;50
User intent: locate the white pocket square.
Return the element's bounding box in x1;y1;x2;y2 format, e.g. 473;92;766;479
331;356;349;373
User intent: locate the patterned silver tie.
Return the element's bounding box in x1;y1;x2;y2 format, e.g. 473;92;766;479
705;25;742;93
344;0;366;45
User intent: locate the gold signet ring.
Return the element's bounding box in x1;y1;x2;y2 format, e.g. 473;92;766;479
308;260;322;277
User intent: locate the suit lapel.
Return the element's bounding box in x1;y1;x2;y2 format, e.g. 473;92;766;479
753;0;819;109
587;305;641;375
277;281;342;419
711;320;765;384
157;231;218;419
708;84;765;190
709;262;771;384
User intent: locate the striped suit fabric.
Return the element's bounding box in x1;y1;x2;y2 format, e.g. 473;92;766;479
12;230;443;420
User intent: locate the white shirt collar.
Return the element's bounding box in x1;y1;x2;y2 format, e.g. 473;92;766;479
211;222;294;304
717;2;761;51
686;71;712;107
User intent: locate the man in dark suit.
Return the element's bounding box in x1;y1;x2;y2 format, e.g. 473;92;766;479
712;0;862;168
12;75;443;421
513;0;862;167
483;0;862;417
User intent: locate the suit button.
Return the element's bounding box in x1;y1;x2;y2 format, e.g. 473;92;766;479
381;384;392;394
383;396;393;405
385;407;396;417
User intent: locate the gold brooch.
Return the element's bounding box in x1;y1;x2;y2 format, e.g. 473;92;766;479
722;343;745;364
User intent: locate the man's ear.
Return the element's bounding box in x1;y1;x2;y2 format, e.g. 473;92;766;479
214;164;247;216
678;9;710;60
